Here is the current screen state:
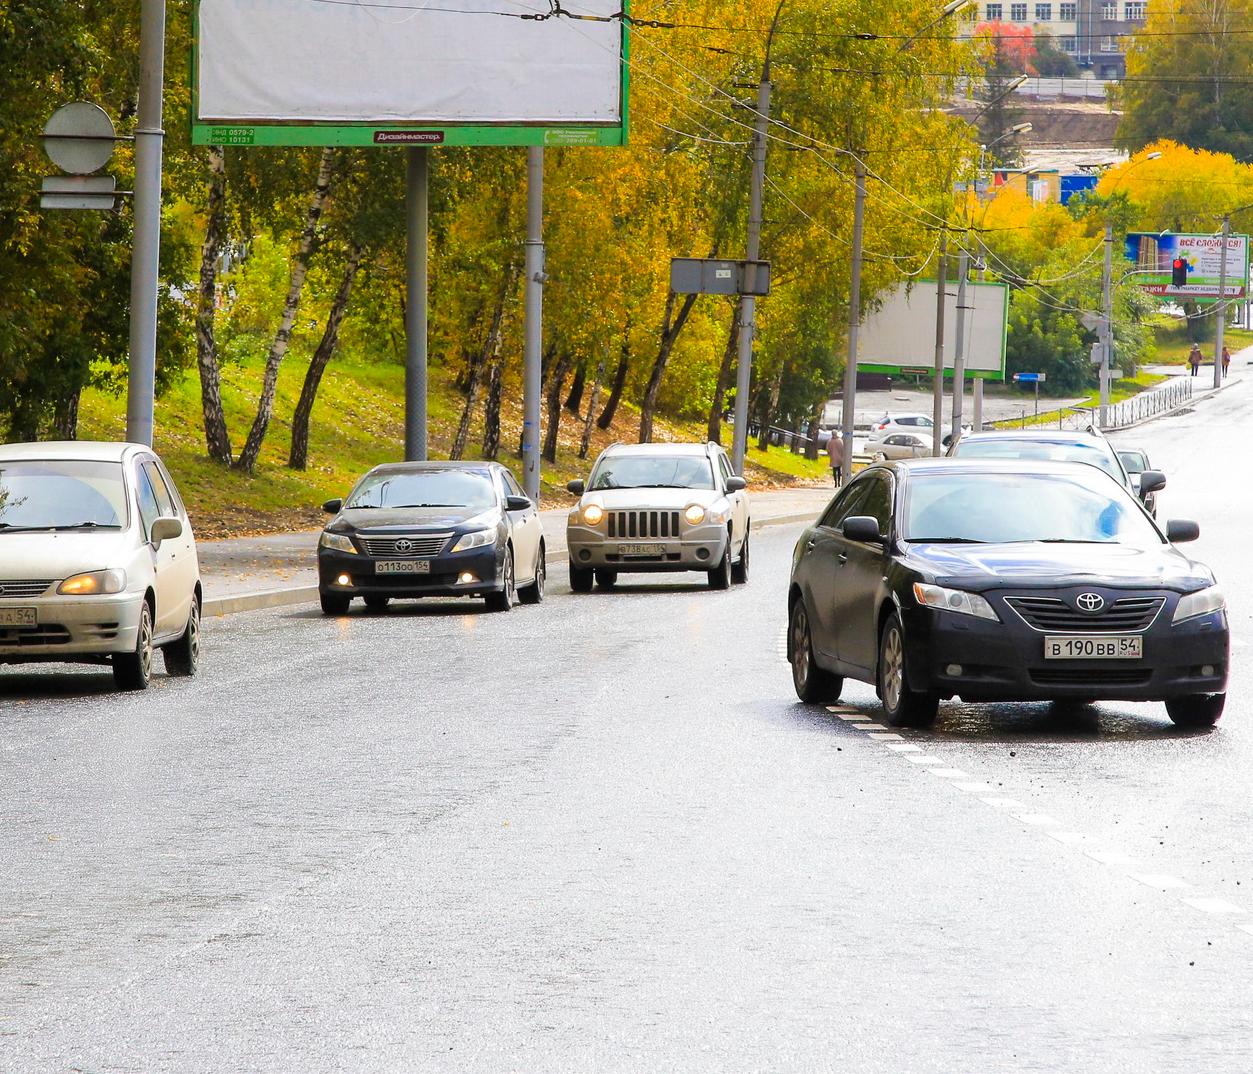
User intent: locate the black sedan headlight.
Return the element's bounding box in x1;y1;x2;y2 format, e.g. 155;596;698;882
913;582;1000;622
319;531;356;554
451;529;495;553
1173;585;1225;624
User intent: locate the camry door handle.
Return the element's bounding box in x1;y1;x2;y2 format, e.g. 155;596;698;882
806;538;817;550
837;553;849;564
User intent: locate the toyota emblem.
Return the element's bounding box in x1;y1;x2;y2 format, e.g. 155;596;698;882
394;539;414;553
1075;592;1105;614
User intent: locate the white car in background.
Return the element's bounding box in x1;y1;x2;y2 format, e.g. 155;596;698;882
867;432;936;460
871;412;935;438
0;442;201;691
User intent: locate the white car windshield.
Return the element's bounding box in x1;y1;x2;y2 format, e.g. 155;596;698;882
0;460;127;531
905;472;1163;547
589;455;715;491
953;438;1123;480
347;469;496;510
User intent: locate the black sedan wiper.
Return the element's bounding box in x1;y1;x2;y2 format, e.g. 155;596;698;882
906;536;988;544
392;503;464;509
1030;538;1110;544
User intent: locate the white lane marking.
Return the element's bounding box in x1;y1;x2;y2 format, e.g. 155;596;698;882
1237;923;1253;936
1015;813;1059;827
867;732;905;741
836;714;871;722
885;743;922;752
1046;831;1094;846
1086;850;1140;866
1130;874;1190;890
928;768;971;779
904;755;946;765
855;722;890;731
954;782;998;794
981;798;1027;809
1182;897;1246;915
826;706;860;714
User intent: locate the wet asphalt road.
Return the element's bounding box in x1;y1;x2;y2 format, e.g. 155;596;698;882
4;380;1253;1073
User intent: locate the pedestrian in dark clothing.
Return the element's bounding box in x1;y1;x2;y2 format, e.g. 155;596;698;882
1189;344;1202;376
1222;345;1231;377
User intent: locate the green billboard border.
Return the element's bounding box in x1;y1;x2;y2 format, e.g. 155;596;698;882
190;1;630;148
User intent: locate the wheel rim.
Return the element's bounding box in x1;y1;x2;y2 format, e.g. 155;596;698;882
791;606;810;690
139;608;153;681
505;553;515;602
743;538;750;575
882;626;904;712
536;553;546;597
187;601;201;664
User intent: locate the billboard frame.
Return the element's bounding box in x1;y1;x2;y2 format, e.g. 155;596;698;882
189;1;631;149
1124;231;1250;304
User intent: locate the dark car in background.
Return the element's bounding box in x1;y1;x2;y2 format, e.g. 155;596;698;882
787;459;1228;728
317;462;544;615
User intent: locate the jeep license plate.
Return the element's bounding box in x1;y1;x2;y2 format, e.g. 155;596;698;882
1044;635;1142;660
619;544;665;556
375;560;431;574
0;608;37;627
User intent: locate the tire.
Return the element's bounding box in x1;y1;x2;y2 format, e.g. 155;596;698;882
519;545;546;604
486;548;516;612
707;544;732;590
789;598;843;703
570;564;594;593
878;612;939;727
731;533;750;584
363;595;390;612
594;568;618;590
163;595;201;677
1165;693;1225;728
320;591;351;616
114;600;154;692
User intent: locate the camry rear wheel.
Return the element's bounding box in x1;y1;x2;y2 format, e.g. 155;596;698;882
789;599;842;703
114;601;154;691
1165;693;1225;728
878;613;938;727
486;548;516;612
320;591;351;616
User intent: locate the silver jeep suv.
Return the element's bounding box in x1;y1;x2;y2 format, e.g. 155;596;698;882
566;442;751;591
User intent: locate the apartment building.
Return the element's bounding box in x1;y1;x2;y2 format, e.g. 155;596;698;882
962;0;1146;79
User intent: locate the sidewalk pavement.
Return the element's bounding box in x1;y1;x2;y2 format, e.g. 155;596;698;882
200;485;836;616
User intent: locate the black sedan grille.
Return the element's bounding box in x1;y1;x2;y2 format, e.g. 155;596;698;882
358;534;451;558
0;580;55;598
1005;595;1165;633
607;511;681;540
1030;668;1152;687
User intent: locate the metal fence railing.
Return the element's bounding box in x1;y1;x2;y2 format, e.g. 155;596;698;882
1100;377;1194;430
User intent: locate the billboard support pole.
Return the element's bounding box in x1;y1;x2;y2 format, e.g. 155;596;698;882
1214;214;1230;390
931;233;948;456
125;0;167;447
951;248;970;444
841;159;866;481
405;146;429;461
973;378;984;431
523;146;545;503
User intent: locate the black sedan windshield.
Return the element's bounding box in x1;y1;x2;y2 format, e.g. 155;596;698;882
905;472;1163;548
347;469;496;510
0;460;127;530
953;438;1123;480
590;455;714;491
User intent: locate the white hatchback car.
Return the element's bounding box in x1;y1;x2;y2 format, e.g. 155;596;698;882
0;442;201;690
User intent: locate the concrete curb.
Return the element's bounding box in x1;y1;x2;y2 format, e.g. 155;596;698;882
201;506;828;618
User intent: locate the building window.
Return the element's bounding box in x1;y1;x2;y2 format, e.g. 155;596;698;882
1011;2;1028;20
1100;34;1120;51
1061;35;1078;51
986;2;1003;16
1059;1;1076;18
1101;1;1117;18
1124;1;1145;18
1035;3;1052;18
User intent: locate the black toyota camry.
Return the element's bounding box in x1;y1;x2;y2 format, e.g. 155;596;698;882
787;458;1228;728
317;462;545;615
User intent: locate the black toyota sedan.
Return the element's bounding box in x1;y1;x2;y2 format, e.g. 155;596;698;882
787;458;1228;728
317;462;545;615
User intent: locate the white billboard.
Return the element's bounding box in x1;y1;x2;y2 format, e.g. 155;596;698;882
196;0;625;133
858;281;1009;380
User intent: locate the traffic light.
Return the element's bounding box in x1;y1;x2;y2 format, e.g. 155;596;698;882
1172;258;1188;288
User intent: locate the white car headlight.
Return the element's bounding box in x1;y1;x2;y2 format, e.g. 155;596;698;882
452;529;495;553
582;503;605;526
684;504;706;526
58;569;126;596
913;582;999;622
319;531;356;554
1173;585;1225;624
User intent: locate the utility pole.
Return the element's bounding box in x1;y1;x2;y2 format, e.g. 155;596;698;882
951;248;970;443
1214;214;1231;390
1099;221;1114;428
404;147;429;461
841;160;867;476
731;75;772;475
522;146;545;502
124;0;167;447
931;233;948;456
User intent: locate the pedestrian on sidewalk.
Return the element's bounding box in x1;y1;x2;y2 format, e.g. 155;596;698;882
1222;344;1231;377
826;432;845;488
1188;343;1202;376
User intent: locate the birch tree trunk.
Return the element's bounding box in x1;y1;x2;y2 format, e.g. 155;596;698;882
706;308;740;445
579;355;605;460
197;145;233;464
288;242;364;470
235;147;336;473
481;362;503;460
543;352;573;464
597;330;631;431
639;289;699;444
451;259;516;461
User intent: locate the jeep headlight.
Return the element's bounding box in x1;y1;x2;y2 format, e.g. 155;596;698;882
684;504;706;526
913;582;999;622
452;529;494;553
582;503;604;526
58;569;126;596
319;531;356;554
1173;584;1225;624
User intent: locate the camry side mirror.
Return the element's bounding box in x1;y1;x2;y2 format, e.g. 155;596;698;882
150;516;183;547
1139;470;1166;497
322;498;343;514
505;495;532;512
567;479;585;496
725;476;747;493
1166;519;1199;543
842;515;885;545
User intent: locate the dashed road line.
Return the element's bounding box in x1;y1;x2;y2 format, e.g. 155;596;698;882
1182;897;1246;915
1015;813;1060;827
1130;874;1190;890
